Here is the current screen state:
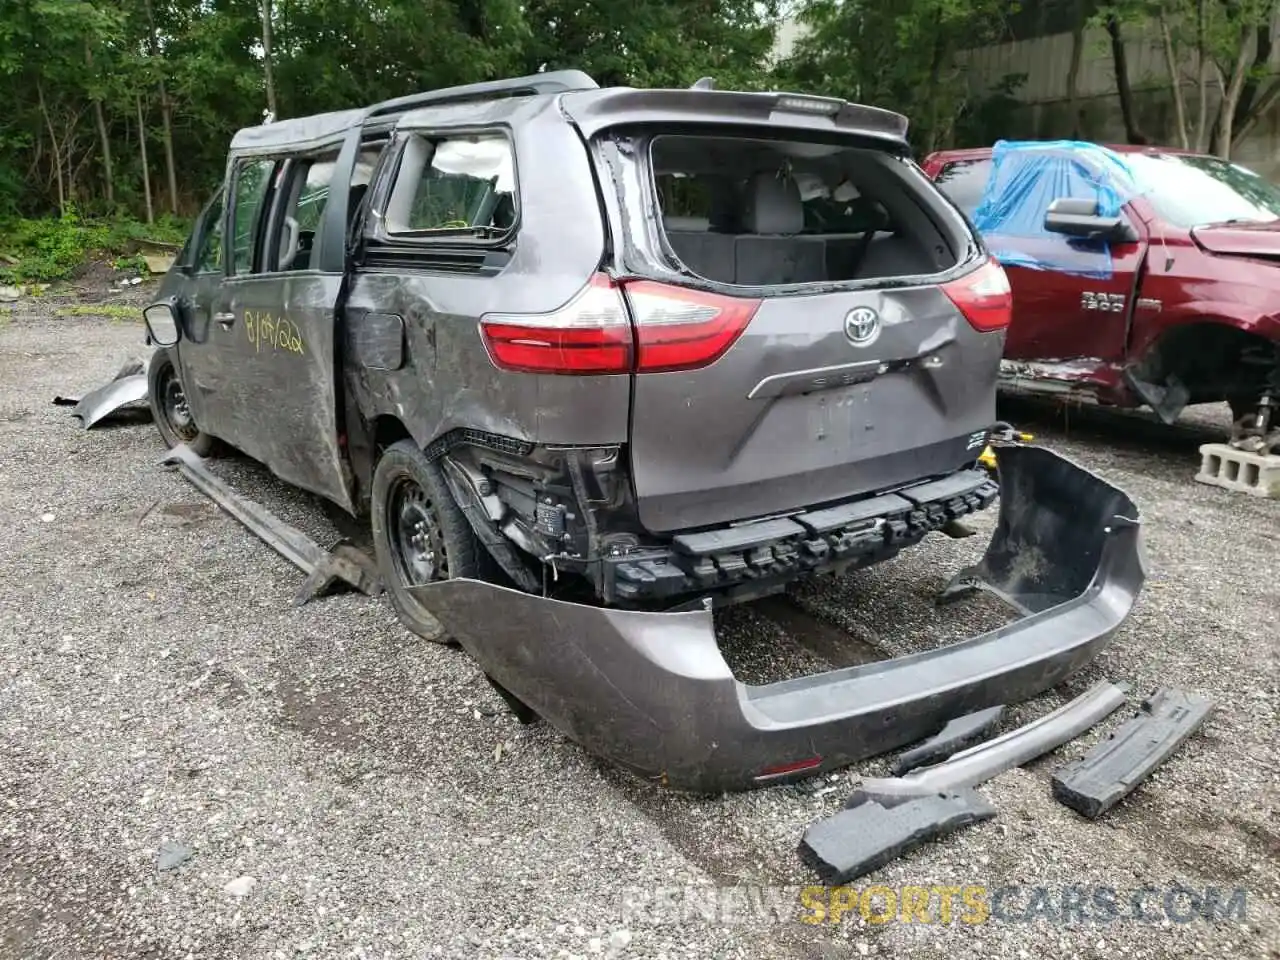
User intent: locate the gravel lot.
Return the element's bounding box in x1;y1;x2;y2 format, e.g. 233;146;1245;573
1;292;1277;960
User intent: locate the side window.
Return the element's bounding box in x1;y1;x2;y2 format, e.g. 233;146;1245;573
384;133;516;237
231;158;276;274
275;152;339;272
935;160;992;217
193;189;225;273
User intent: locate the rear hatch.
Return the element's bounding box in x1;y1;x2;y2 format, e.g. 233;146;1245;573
562;89;1009;533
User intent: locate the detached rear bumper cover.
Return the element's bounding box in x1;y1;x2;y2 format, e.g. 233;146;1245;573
411;445;1145;793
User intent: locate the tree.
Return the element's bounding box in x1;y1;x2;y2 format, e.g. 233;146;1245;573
1099;0;1280;157
778;0;1017;152
0;0;782;220
1100;1;1151;143
523;0;779;90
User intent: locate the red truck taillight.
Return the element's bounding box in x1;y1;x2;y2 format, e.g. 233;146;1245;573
942;258;1012;333
480;274;759;375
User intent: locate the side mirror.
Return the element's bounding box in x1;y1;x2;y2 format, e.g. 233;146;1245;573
1044;197;1138;243
143;299;181;347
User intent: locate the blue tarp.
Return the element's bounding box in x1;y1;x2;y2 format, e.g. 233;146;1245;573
970;140;1141;279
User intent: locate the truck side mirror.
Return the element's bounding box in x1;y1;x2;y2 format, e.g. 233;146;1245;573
1044;197;1138;243
144;299;182;347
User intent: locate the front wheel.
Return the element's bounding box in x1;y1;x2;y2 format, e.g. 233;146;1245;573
147;349;217;456
371;440;498;642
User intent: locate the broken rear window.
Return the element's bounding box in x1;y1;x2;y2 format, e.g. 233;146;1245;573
649;133;960;287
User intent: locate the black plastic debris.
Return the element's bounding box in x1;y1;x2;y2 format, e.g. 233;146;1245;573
891;704;1006;776
799;789;996;884
1051;687;1214;819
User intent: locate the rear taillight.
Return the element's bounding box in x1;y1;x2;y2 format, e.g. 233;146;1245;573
941;258;1012;333
480;274;632;374
480;274;759;375
625;281;759;373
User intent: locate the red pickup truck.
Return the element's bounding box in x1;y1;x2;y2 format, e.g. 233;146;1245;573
922;142;1280;448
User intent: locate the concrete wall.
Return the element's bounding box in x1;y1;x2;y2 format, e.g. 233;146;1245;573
956;24;1280;177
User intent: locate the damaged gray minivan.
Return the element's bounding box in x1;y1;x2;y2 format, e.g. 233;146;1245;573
144;71;1145;791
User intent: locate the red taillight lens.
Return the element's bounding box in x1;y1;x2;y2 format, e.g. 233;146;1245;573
480;274;633;374
941;258;1012;332
480;274;760;375
624;281;759;373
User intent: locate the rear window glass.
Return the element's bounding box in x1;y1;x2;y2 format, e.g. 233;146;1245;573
648;134;957;287
935;159;992;216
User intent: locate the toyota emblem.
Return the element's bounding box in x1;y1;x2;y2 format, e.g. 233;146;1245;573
844;307;881;347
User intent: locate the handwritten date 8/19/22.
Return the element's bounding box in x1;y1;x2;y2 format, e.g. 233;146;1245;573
245;310;306;355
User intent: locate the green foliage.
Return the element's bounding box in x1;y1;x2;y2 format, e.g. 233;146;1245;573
55;303;144;320
775;0;1021;153
113;253;149;272
0;210;189;283
0;0;783;228
0;212;111;282
954;73;1030;147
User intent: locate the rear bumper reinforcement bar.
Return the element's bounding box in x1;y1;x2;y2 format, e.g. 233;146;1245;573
411;444;1146;793
162;444;382;605
847;680;1129;807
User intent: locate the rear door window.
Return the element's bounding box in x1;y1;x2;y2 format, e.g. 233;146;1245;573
935;159;992;217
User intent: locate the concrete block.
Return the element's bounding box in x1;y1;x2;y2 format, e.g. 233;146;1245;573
1195;443;1280;498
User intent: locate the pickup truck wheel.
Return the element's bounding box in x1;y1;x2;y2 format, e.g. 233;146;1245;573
371;440;494;643
147;350;217;457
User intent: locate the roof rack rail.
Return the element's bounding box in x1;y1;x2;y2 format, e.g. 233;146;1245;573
364;70;598;123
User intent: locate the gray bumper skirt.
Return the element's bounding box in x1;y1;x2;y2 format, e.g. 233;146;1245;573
410;445;1145;793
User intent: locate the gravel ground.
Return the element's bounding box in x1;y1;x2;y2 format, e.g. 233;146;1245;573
0;294;1277;960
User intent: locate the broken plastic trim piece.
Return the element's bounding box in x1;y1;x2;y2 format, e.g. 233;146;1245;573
161;444;382;605
799;789;996;884
890;704;1006;776
70;373;150;429
847;680;1129;808
1051;687;1214;819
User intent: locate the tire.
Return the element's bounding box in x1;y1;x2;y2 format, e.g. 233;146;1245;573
147;349;217;456
371;439;498;642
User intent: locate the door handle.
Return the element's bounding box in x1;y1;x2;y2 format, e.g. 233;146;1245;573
214;311;236;329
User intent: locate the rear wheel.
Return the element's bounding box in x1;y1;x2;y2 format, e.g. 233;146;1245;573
371;439;497;642
147;350;217;456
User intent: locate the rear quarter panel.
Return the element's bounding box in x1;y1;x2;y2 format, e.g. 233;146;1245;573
344;96;629;449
